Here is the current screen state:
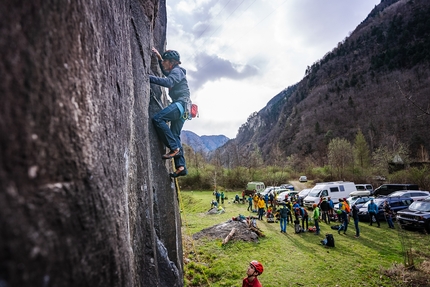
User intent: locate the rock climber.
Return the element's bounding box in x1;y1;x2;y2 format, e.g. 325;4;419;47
150;48;190;178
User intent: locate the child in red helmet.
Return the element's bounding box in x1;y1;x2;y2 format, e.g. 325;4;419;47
243;260;264;287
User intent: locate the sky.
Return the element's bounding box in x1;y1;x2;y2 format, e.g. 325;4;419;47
165;0;381;139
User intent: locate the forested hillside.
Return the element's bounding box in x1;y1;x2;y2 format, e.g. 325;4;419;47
217;0;430;171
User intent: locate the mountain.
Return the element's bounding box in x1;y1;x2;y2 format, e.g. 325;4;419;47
181;130;229;153
217;0;430;168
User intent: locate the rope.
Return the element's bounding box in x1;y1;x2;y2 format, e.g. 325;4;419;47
171;159;212;286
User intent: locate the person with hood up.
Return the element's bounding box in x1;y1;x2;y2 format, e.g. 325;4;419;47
150;48;190;178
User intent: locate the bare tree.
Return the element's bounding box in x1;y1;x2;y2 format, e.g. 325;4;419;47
328;138;354;179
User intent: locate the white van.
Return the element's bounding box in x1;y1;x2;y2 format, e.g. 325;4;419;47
303;181;357;208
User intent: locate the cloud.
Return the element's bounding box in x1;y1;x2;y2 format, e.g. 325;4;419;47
165;0;381;138
187;53;260;91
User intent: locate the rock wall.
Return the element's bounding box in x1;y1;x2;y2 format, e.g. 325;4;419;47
0;0;183;286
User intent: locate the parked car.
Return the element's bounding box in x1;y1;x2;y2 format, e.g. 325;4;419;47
260;186;282;196
297;188;311;206
347;196;374;209
276;191;299;204
373;184;419;197
355;184;374;194
387;190;430;201
396;196;430;233
280;184;294;191
299;175;308;182
244;181;265;196
333;195;373;212
304;181;356;208
358;197;414;222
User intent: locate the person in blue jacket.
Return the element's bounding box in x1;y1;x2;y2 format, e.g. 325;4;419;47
367;199;380;227
150;48;190;178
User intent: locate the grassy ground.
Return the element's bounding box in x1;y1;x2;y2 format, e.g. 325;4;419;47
179;191;429;287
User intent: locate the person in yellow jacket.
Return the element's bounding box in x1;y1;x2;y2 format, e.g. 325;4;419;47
257;196;266;220
253;193;259;211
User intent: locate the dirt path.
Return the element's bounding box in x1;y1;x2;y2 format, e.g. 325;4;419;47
290;180;311;191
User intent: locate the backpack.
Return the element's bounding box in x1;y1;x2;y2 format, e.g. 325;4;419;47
344;203;351;213
326;234;335;247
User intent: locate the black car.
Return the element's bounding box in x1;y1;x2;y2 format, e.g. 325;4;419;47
358;197;414;222
396;196;430;233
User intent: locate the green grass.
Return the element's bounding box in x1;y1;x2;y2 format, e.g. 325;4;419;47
180;191;429;287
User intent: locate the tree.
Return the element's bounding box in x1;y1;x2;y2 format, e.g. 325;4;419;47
354;129;371;170
328;138;353;179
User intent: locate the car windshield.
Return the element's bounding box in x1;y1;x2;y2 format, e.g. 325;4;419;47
308;189;322;197
299;189;310;196
409;201;430;212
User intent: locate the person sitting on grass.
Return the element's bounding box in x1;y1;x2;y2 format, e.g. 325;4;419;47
243;260;264;287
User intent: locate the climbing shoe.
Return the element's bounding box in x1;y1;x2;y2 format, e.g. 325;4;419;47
162;148;180;160
170;166;187;178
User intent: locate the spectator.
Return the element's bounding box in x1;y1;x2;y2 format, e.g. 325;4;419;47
221;191;225;204
215;191;220;204
211;200;218;209
253;193;259;210
269;193;274;207
312;203;320;235
352;203;360;238
279;203;289;233
234;194;240;204
257;196;265;220
295;207;309;231
243;260;264;287
247;195;253;211
367;199;380;227
337;209;348;235
328;197;334;218
383;200;395;229
286;200;293;224
320;198;330;224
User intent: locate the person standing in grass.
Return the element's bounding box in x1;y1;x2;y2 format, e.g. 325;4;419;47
320;197;330;224
337;209;348;235
328;197;334;219
352;203;360;238
383;200;395;229
286;200;293;224
368;199;380;227
257;196;265;220
243;260;264;287
279;203;289;233
312;203;321;235
247;195;253;211
253;193;259;211
221;191;225;204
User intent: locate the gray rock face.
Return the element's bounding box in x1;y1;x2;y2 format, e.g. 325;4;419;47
0;1;183;286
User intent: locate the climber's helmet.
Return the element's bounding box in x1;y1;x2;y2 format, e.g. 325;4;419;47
162;50;181;64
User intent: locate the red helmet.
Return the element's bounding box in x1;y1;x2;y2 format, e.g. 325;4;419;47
250;260;264;274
